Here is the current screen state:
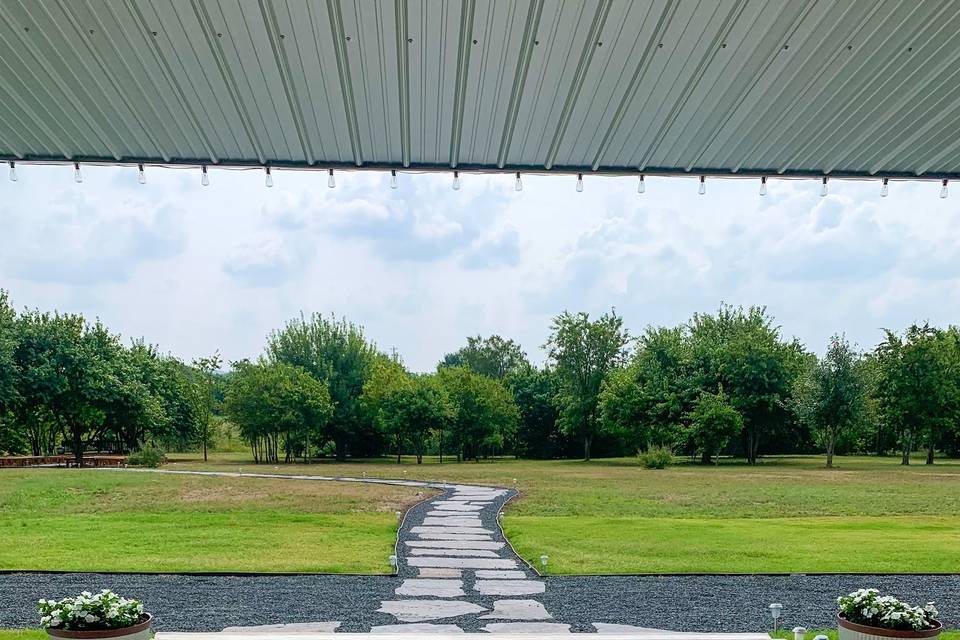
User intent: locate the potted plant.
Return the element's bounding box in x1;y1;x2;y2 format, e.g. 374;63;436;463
38;590;151;640
837;589;941;640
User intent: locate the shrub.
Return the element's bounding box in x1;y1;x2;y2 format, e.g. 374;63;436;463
127;446;166;468
638;445;673;469
838;588;939;631
38;589;145;630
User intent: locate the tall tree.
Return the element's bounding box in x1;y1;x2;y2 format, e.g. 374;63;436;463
794;335;869;467
439;335;529;380
689;305;804;465
437;366;519;462
381;375;452;464
600;326;693;452
268;314;380;460
545;310;630;461
875;324;960;465
505;365;561;458
684;387;743;464
361;355;414;462
190;352;222;462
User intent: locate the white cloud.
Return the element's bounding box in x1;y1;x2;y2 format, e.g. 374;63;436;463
1;166;959;370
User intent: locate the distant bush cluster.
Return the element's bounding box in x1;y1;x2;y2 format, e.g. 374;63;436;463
3;286;959;466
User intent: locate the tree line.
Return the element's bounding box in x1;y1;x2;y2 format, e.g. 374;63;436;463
3;290;959;466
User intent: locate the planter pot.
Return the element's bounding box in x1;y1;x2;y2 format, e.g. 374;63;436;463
46;614;152;640
838;614;942;640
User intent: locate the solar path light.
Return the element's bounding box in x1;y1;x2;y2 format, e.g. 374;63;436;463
769;603;783;633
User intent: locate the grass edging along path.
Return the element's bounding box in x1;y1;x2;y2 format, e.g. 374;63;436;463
0;468;433;574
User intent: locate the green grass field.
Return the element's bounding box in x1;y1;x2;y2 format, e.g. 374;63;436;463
168;452;960;574
3;453;959;574
0;469;427;573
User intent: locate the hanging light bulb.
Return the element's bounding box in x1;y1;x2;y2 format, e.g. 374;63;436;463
940;179;948;199
201;165;209;186
576;173;583;192
390;169;398;189
698;175;706;195
264;166;273;188
137;163;146;185
74;162;83;184
880;177;888;198
452;170;461;191
759;176;767;196
820;176;828;197
514;171;523;191
327;168;335;188
637;174;645;194
8;161;16;182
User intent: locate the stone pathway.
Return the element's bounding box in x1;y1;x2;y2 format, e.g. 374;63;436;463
88;468;771;636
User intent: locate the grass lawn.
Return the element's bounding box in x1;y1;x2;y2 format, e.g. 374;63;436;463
167;452;960;574
0;469;428;573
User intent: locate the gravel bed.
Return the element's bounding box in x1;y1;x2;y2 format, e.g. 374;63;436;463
2;572;958;632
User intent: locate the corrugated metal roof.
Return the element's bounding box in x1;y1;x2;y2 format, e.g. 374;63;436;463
1;0;959;178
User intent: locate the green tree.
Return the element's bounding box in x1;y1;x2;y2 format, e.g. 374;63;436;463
505;365;560;458
684;388;743;464
361;355;414;462
795;335;869;467
224;361;333;463
689;305;804;465
875;324;960;465
545;310;630;461
437;366;519;461
380;375;453;464
600;326;693;452
440;335;529;379
190;352;222;462
268;314;380;460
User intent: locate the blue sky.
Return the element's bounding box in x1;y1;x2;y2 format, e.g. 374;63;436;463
1;164;958;372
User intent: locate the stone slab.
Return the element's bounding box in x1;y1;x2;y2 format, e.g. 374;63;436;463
475;570;528;579
407;540;504;550
425;511;485;518
220;623;341;633
481;623;571;633
415;533;494;541
474;580;545;596
377;600;486;623
409;547;498;557
432;503;484;511
395;578;465;598
417;567;463;578
479;600;552;620
408;556;518;569
421;517;484;527
370;624;465;634
411;526;494;535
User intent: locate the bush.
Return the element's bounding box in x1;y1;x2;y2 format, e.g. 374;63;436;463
127;446;166;468
638;445;673;469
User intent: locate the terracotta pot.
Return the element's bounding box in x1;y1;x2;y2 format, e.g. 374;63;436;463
46;614;152;640
838;613;942;640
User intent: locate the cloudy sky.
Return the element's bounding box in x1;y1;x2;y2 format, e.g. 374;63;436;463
1;164;957;372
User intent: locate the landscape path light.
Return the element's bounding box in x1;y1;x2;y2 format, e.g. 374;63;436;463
389;554;397;570
793;626;806;640
769;603;783;632
540;554;549;573
395;510;402;522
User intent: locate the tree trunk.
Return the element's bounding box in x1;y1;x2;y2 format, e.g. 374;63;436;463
700;451;712;465
901;431;912;465
926;444;935;465
583;435;592;462
335;437;346;461
72;426;83;467
439;430;443;464
825;431;835;468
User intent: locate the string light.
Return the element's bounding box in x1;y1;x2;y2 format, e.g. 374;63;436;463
820;176;828;197
759;176;767;196
880;177;888;198
138;163;146;185
576;173;583;192
74;162;83;184
941;179;948;199
453;170;461;191
8;161;16;182
698;175;705;195
201;165;209;186
327;168;335;188
514;171;522;191
390;169;398;189
264;166;273;188
637;174;645;194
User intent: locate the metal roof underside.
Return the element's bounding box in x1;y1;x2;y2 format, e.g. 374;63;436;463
2;0;960;178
